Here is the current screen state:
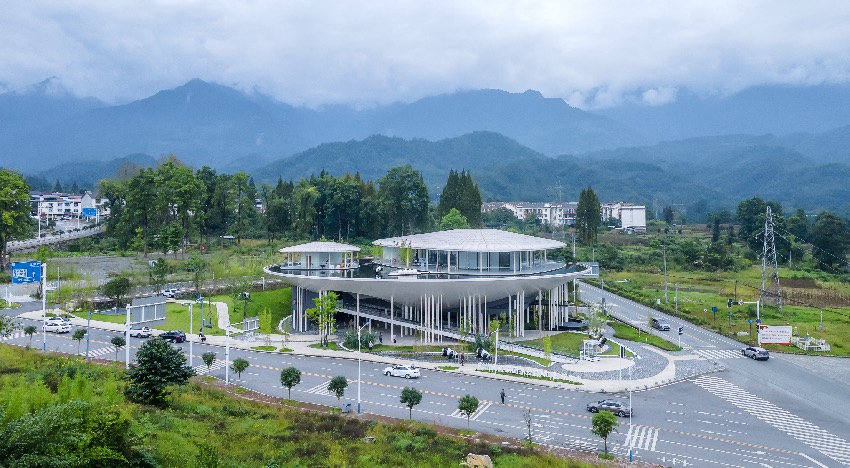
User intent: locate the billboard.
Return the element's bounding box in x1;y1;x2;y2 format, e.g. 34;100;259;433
81;208;97;218
758;325;792;345
11;261;42;284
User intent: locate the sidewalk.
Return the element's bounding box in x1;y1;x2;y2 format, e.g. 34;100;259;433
15;306;721;393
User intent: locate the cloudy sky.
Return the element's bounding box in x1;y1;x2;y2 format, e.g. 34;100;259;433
3;1;850;109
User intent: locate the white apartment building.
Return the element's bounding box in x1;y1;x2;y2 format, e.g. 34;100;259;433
601;202;646;231
485;202;577;227
30;192;104;218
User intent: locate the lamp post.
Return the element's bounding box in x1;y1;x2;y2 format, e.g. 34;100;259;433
357;320;371;414
85;310;92;360
189;303;194;368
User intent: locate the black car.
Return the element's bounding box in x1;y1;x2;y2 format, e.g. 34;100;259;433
159;330;187;343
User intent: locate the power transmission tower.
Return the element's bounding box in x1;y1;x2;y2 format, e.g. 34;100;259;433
760;206;782;313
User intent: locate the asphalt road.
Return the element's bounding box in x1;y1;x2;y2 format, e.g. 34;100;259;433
4;302;849;467
581;283;850;467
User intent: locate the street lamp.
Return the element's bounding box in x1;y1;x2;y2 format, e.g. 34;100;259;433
357;320;371;414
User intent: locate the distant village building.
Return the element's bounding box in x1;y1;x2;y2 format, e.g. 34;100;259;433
600;202;646;232
30;191;109;219
485;200;646;232
484;202;577;227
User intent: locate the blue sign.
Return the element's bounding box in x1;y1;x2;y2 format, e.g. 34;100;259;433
711;306;718;313
11;261;42;284
81;208;97;218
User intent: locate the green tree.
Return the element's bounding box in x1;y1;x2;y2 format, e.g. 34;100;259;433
280;367;302;399
24;324;36;347
110;336;126;361
378;165;430;235
186;253;208;297
149;258;169;294
576;187;600;245
259;306;273;344
231;358;249;380
810;211;850;271
0;169;31;272
327;375;348;401
125;337;195;406
0;314;18;338
230;171;259;244
307;291;339;346
124;168;159;256
202;351;217;371
457;394;480;429
400;386;423;420
662;206;675;225
591;410;619;455
72;328;86;355
736;198;790;257
440;208;470;230
787;208;810;240
102;276;132;307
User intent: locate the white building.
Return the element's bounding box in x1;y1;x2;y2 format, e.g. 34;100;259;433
487;202;577;227
601;202;646;231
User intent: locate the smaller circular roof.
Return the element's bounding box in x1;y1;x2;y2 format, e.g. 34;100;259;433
279;241;361;253
374;229;565;252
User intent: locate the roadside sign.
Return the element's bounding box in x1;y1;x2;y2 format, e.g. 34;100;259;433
711;306;718;313
11;261;42;283
81;208;97;218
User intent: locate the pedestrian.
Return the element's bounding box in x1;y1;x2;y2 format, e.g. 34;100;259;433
500;389;506;404
392;334;396;344
199;327;203;335
460;353;465;366
368;340;373;352
379;332;383;344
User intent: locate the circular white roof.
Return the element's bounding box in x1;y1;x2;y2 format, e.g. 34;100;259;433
373;229;565;252
279;241;361;253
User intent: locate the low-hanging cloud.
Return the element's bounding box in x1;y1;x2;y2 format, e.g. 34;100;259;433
2;1;850;109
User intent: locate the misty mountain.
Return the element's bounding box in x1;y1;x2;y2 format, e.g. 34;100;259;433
597;84;850;143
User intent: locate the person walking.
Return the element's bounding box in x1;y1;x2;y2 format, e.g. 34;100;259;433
460;352;465;366
368;340;374;352
379;332;383;344
500;389;506;404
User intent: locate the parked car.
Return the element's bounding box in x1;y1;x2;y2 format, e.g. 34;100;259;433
586;399;632;417
42;321;71;334
742;346;770;360
651;318;671;331
159;330;186;343
383;364;421;379
162;288;180;299
126;326;152;338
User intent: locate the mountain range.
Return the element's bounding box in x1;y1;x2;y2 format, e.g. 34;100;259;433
2;78;850;218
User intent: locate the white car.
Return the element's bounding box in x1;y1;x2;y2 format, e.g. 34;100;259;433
46;316;72;324
42;322;71;333
126;326;152;338
163;288;180;298
383;364;421;379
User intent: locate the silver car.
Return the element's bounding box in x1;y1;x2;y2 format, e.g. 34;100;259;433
587;399;632;417
742;346;770;360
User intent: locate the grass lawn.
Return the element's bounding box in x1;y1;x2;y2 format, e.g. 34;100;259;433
609;322;682;351
203;287;292;336
309;341;343;351
594;266;850;356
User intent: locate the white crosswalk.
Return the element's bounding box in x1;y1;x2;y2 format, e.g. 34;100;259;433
693;349;744;360
0;332;24;342
694;375;850;466
304;380;331;396
449;401;492;421
84;346;117;358
623;424;659;452
194;360;228;375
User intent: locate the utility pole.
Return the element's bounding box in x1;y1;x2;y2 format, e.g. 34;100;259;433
662;244;668;303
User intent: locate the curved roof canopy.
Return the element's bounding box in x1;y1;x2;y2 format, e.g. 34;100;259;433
265;267;590;307
374;229;565;252
279;241;361;253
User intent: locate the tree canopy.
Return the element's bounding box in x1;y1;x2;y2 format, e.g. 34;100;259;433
0;169;31;272
576;187;600;245
124;337;194;406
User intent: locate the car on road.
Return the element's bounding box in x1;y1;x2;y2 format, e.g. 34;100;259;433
159;330;186;343
651;318;671;331
126;326;152;338
46;316;72;325
383;364;420;379
742;346;770;360
586;399;632;417
42;321;71;333
162;288;180;299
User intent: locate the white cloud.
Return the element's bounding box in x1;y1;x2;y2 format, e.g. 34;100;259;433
2;1;850;108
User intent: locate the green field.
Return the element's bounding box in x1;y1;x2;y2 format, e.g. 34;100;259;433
0;345;605;467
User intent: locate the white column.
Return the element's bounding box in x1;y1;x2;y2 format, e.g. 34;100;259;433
390;296;394;343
